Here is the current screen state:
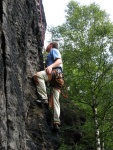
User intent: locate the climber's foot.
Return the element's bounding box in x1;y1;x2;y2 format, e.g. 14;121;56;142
52;124;60;133
34;99;48;108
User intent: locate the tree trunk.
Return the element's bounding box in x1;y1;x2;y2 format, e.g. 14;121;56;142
93;101;101;150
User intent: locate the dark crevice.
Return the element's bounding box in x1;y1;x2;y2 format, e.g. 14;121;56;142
1;32;8;148
1;32;7;98
1;0;8;148
1;30;8;150
0;0;6;99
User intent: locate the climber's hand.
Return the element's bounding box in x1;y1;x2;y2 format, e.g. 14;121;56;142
45;66;52;74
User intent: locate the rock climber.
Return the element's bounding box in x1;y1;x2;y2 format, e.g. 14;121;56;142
33;41;64;132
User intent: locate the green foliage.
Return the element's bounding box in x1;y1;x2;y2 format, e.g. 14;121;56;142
48;1;113;149
58;143;72;150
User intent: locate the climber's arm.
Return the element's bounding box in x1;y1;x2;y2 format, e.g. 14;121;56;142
45;58;62;74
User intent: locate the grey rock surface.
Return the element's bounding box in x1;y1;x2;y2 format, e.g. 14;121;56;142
0;0;47;149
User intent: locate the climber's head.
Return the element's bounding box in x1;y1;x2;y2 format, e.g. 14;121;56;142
50;41;58;49
46;41;58;52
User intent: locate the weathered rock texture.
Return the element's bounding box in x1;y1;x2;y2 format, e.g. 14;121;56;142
0;0;46;149
0;0;85;150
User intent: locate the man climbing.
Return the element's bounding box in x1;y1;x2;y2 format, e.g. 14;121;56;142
33;41;64;132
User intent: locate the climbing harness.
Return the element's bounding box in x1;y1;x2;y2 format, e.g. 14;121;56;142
49;68;68;100
50;68;64;89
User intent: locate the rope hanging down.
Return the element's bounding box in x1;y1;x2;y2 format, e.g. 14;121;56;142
38;0;45;47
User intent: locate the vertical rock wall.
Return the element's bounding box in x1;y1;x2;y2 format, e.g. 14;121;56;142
0;0;46;149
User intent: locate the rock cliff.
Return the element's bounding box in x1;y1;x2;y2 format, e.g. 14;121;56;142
0;0;85;149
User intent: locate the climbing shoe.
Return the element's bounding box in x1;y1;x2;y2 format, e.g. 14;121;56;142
34;99;48;108
52;124;60;132
35;99;42;104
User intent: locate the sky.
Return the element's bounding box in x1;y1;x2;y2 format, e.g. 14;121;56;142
42;0;113;46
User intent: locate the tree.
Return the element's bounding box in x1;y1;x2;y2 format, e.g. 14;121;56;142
48;1;113;150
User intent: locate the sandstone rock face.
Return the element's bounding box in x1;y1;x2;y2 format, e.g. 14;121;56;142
0;0;85;150
0;0;47;149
